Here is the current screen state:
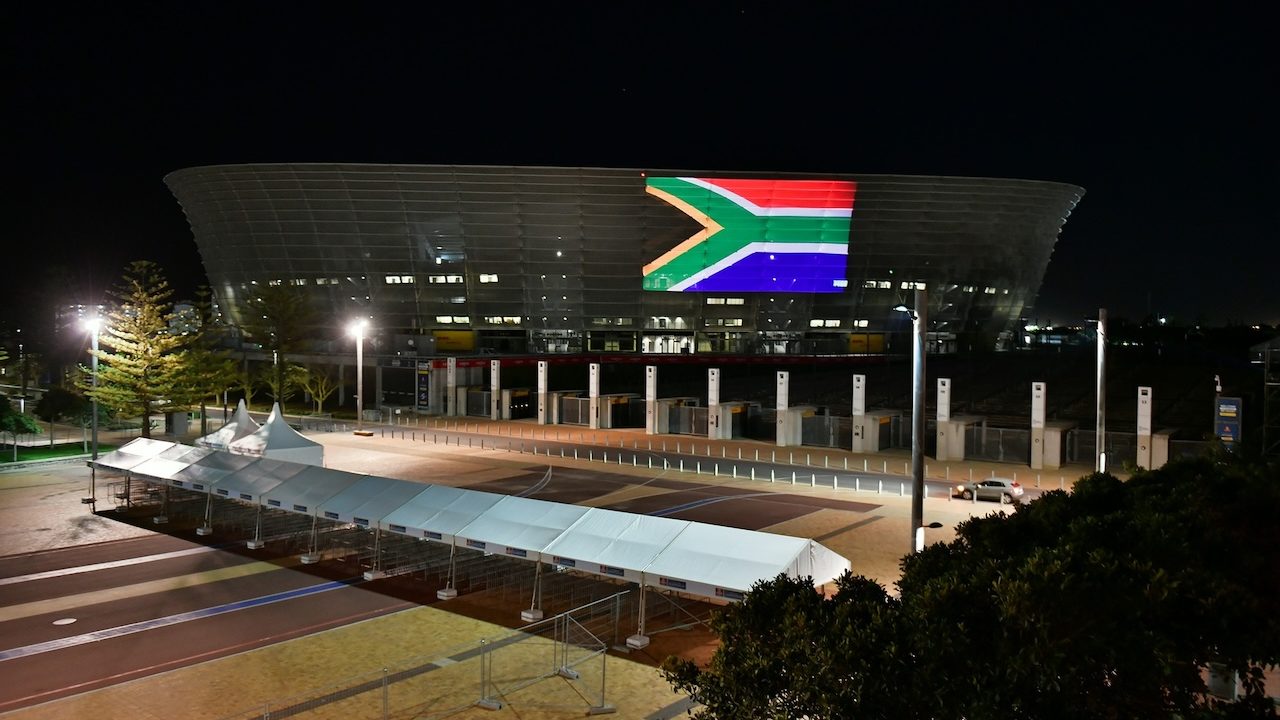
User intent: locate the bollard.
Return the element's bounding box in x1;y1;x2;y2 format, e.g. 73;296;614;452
755;449;759;461
790;452;794;465
834;475;839;490
969;468;974;481
824;456;828;469
791;471;796;485
771;469;775;482
590;450;594;461
680;459;684;472
677;442;681;454
806;453;810;466
843;457;847;471
697;461;701;474
904;462;909;475
574;449;578;460
899;482;904;497
1013;471;1018;483
633;456;636;467
1036;474;1041;488
732;466;737;479
864;459;868;472
772;451;776;463
1060;476;1065;490
856;477;861;492
811;474;816;487
722;447;726;459
738;448;742;459
946;466;950;481
648;457;652;469
883;461;887;473
877;479;882;494
714;463;718;477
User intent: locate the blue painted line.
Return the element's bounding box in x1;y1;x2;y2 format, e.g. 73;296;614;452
0;579;351;662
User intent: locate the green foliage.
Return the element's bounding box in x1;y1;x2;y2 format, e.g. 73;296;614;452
239;285;317;402
257;363;307;404
667;458;1280;719
34;386;88;423
0;398;43;461
168;287;239;409
81;261;190;439
299;365;340;413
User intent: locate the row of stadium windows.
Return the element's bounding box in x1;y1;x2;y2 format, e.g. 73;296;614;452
263;276;1007;296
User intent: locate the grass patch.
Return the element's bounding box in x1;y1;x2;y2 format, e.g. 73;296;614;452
0;443;119;463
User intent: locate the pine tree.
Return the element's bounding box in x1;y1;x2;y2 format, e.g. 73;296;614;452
86;261;189;439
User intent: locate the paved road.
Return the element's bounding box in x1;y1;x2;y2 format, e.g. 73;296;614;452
0;533;414;712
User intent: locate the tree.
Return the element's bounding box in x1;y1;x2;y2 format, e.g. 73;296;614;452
34;386;89;448
299;365;340;413
239;285;317;408
664;456;1280;719
257;362;307;406
83;261;189;439
0;398;42;461
168;288;239;435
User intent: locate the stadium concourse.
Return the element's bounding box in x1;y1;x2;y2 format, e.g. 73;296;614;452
0;418;1090;719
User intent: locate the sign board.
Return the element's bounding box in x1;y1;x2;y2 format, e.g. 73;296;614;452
1031;382;1046;430
1215;396;1242;449
1137;386;1153;436
446;356;457;417
937;378;951;423
708;368;720;407
852;374;866;416
416;361;431;412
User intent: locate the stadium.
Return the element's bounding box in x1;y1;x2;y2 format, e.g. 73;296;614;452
164;164;1084;356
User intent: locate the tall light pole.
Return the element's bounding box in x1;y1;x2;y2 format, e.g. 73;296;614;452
349;319;368;433
1093;308;1107;473
82;317;101;508
895;287;928;553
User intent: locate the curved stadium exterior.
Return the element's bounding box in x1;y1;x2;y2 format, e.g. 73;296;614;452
164;164;1083;356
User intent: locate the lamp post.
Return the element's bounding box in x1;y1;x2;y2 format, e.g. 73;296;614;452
83;317;101;508
349;319;368;433
894;287;928;553
1091;308;1107;473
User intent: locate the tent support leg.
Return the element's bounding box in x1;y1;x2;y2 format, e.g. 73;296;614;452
363;528;386;580
522;563;544;622
247;506;264;549
197;493;213;535
626;580;649;649
437;542;458;599
301;515;320;564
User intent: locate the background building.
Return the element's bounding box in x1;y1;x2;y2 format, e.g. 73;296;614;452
165;164;1084;356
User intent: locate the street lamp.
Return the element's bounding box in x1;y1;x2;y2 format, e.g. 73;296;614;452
1087;308;1107;473
82;316;102;508
894;287;928;553
349;319;368;434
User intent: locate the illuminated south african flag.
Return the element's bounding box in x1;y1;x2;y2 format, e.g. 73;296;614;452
642;177;857;293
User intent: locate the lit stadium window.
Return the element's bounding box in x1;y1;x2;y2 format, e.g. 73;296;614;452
385;276;401;284
726;298;745;305
401;275;414;283
706;298;725;305
984;287;997;294
479;274;499;283
435;316;453;323
268;279;282;286
832;280;848;288
854;319;870;328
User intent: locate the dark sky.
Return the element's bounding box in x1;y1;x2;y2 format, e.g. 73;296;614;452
6;3;1277;327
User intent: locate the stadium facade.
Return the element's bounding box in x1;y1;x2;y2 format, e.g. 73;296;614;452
164;164;1083;356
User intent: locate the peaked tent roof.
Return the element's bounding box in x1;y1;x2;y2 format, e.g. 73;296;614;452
196;399;259;450
453;495;591;562
262;465;363;516
211;456;310;503
541;510;691;583
378;484;505;543
643;522;848;595
226;403;323;463
130;445;215;482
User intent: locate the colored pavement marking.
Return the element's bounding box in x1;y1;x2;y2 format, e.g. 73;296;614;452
0;560;282;623
0;546;217;587
0;579;351;662
651;492;778;517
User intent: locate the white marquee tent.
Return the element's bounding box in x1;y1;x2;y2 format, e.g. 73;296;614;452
196;399;259;450
226;403;324;466
92;438;852;600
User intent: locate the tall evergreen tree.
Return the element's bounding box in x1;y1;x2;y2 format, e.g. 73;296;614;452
84;261;188;439
168;288;239;435
239;284;317;406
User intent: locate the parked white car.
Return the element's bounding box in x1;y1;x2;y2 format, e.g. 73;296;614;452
953;478;1024;504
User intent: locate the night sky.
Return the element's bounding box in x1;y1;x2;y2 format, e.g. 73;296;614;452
6;4;1276;327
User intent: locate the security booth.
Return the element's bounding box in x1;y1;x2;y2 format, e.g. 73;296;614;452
500;388;534;420
850;410;900;453
708;401;748;439
464;387;490;417
778;405;816;447
598;393;642;429
654;397;699;434
937;415;986;462
557;391;591;426
1032;420;1076;470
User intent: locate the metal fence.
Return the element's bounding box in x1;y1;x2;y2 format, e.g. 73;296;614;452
217;592;630;720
